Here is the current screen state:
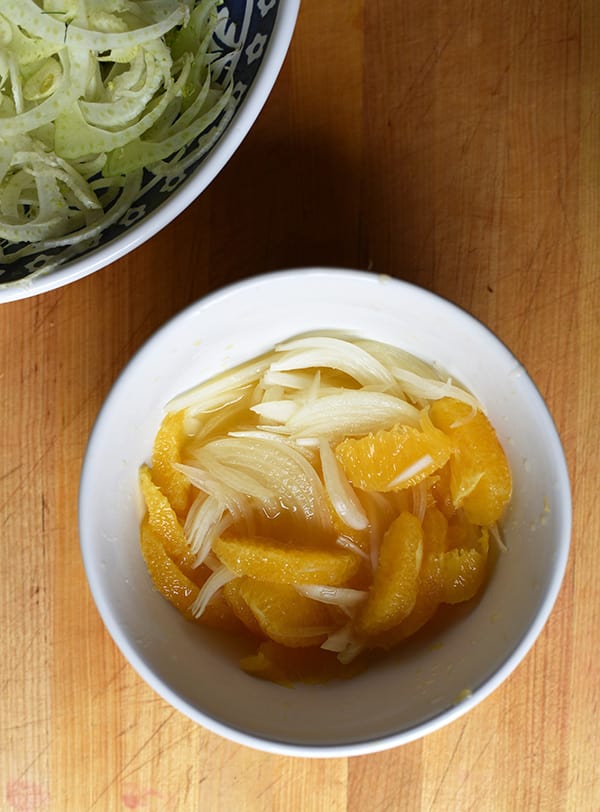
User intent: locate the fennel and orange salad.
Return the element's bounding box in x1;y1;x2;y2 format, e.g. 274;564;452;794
139;334;512;685
0;0;231;270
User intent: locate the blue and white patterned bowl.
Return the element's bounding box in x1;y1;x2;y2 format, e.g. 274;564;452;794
0;0;299;302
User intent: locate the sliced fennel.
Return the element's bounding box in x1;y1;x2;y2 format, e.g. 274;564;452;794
0;0;233;268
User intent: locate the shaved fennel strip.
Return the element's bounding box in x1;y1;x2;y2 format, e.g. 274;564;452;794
190;564;235;619
321;624;365;663
282;391;420;441
167;357;271;414
189;436;332;531
177;456;279;506
183;492;233;564
390;368;481;411
320;623;354;652
362;491;397;570
387;454;434;490
260;370;317;390
319;438;368;531
411;479;429;524
250;400;298;424
7;1;189;51
335;534;370;562
273;336;398;389
489;522;507;552
294;584;368;616
0;50;87;137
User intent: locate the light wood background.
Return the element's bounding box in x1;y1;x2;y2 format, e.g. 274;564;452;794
1;1;599;809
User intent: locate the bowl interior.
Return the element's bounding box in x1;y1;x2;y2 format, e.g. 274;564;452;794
79;269;571;756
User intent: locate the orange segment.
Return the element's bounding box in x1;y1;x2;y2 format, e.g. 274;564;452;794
430;463;455;519
446;509;482;550
354;511;423;636
369;507;447;648
335;412;452;492
439;528;489;604
140;516;198;619
223;578;265;638
421;504;448;555
151;410;193;517
226;577;336;647
139;465;196;577
429;398;512;526
212;535;361;586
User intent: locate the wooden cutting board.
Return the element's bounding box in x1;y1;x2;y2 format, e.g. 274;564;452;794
1;1;598;809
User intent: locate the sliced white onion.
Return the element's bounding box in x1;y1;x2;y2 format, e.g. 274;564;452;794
295;584;368;616
320;623;354;652
411;479;429;523
489;522;507;552
284;391;419;442
273;336;397;389
260;370;315;390
250;400;298;424
335;534;370;562
167;358;270;414
190;564;236;619
319;438;368;531
387;454;434;489
391;369;481;411
361;491;397;570
190;436;332;531
184;492;230;562
320;623;365;663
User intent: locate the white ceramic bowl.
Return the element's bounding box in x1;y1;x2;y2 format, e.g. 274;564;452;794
79;268;571;757
0;0;299;303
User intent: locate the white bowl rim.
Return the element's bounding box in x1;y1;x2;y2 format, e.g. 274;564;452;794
0;0;301;304
79;267;572;758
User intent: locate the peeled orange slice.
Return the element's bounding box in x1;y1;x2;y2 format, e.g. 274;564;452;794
151;410;193;517
335;412;452;492
225;577;336;647
430;462;455;519
429;398;512;526
439;528;489;604
212;535;361;586
140;517;198;618
355;511;423;636
369;506;447;648
139;465;196;577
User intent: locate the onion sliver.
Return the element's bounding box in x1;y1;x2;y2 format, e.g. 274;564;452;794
191;564;236;619
295;585;368;616
320;439;368;531
273;336;397;390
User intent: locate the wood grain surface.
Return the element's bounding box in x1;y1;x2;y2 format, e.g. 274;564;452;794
1;1;599;809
